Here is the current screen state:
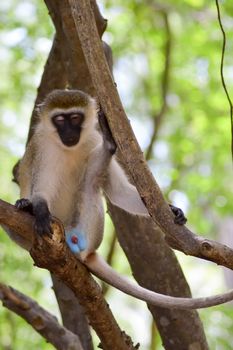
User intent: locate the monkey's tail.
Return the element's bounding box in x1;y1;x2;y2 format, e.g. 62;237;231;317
85;252;233;309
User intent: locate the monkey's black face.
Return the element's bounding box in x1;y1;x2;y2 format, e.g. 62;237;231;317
52;112;84;147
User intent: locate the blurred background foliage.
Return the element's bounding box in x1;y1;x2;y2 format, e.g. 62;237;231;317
0;0;233;349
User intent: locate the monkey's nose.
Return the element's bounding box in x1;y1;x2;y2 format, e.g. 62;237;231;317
68;137;76;142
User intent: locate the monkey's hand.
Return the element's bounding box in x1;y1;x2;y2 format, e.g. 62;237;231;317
15;197;53;236
169;204;187;225
98;109;117;155
15;198;33;214
65;230;87;254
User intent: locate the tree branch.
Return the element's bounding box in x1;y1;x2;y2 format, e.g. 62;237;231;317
0;282;83;350
215;0;233;159
51;274;93;350
67;0;233;269
0;199;137;350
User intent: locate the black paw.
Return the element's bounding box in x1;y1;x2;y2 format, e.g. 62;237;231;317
169;204;187;225
15;198;33;214
98;109;117;155
33;199;53;236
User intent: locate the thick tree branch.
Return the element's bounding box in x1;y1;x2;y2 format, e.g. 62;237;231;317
0;199;137;350
51;274;94;350
0;282;83;350
68;0;233;269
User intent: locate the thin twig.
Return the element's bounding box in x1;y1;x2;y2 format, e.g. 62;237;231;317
215;0;233;159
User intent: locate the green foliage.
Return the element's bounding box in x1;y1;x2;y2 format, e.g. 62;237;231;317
1;0;233;349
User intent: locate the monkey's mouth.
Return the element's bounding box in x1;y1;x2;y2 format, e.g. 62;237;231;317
62;136;80;147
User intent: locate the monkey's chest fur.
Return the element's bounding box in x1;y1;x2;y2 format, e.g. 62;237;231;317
22;136;104;231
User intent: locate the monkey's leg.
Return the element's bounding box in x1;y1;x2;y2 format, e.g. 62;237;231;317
65;137;112;256
65;112;117;256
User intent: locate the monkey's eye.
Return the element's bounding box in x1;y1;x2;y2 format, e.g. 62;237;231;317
53;115;65;125
70;113;84;126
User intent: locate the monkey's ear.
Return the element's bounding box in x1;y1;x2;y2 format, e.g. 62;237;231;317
103;159;148;216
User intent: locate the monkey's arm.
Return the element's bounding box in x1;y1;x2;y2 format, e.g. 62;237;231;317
15;135;54;236
103;159;187;224
103;158;148;215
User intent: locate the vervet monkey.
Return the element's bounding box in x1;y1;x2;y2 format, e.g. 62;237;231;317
7;90;233;309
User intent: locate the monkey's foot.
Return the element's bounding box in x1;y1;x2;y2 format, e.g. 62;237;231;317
34;215;53;237
33;199;53;236
169;204;187;225
15;198;33;214
66;230;87;254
